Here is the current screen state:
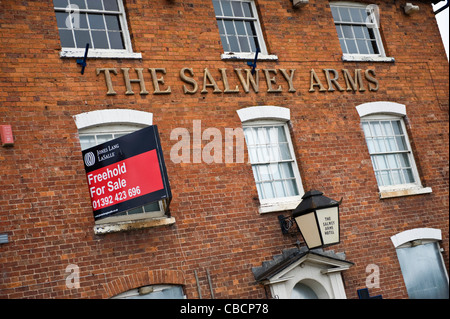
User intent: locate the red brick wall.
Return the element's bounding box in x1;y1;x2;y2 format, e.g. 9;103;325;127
0;0;448;299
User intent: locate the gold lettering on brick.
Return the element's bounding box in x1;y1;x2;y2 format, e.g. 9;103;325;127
149;68;171;94
180;67;198;94
201;68;222;94
263;69;283;93
220;68;240;93
309;69;327;92
342;69;366;92
365;69;379;91
279;69;297;93
235;68;259;93
96;67;379;96
96;68;118;95
324;69;345;92
121;68;149;95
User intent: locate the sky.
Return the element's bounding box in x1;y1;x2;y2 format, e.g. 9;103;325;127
433;2;449;60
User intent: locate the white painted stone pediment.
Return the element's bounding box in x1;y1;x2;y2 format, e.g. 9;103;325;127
253;248;353;299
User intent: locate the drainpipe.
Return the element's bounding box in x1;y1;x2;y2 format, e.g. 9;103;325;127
194;270;202;299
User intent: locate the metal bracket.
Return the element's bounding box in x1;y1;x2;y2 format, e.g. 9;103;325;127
278;215;297;235
76;43;89;75
247;48;260;75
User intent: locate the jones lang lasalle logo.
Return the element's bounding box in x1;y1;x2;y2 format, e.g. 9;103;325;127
84;152;96;167
85;143;120;168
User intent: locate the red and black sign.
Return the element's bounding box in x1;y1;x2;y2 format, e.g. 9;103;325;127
82;125;171;220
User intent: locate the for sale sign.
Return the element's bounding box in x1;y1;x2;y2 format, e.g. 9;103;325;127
82;125;171;220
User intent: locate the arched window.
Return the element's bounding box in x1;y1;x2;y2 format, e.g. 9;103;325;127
330;1;393;62
237;106;304;213
74;109;173;232
112;285;185;299
391;228;449;299
213;0;277;61
356;102;432;198
53;0;142;59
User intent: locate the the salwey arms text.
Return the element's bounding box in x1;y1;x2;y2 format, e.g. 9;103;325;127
96;67;379;95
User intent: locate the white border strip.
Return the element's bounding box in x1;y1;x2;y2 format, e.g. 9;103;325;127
391;228;442;248
356;101;406;118
237;106;290;123
73;109;153;130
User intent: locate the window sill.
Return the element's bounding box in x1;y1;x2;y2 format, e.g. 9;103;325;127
258;196;303;214
221;52;278;61
60;48;142;59
379;186;432;199
342;55;395;63
93;216;175;235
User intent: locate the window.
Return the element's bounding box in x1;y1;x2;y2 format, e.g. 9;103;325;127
362;117;416;187
53;0;141;58
391;228;449;299
237;106;304;213
356;102;432;198
330;2;393;62
73;109;174;234
213;0;276;60
112;285;186;299
244;124;300;199
79;124;166;224
396;242;449;299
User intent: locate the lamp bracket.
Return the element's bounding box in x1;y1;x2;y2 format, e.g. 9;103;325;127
278;215;297;235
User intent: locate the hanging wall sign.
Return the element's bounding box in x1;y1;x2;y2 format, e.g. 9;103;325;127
82;125;171;220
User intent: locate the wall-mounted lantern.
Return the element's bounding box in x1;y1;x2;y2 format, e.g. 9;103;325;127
279;190;341;250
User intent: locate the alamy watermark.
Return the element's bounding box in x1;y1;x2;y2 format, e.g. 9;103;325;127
64;4;80;29
65;264;80;289
170;120;246;164
366;263;380;289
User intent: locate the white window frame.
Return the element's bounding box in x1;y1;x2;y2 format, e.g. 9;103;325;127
237;106;304;214
54;0;142;59
391;228;449;299
362;115;420;187
356;102;432;199
73;109;174;234
213;0;278;61
330;2;394;62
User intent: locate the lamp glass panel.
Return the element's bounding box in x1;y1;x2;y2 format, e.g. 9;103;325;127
295;213;322;249
316;207;339;245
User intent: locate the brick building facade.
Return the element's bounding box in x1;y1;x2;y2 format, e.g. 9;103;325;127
0;0;448;299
